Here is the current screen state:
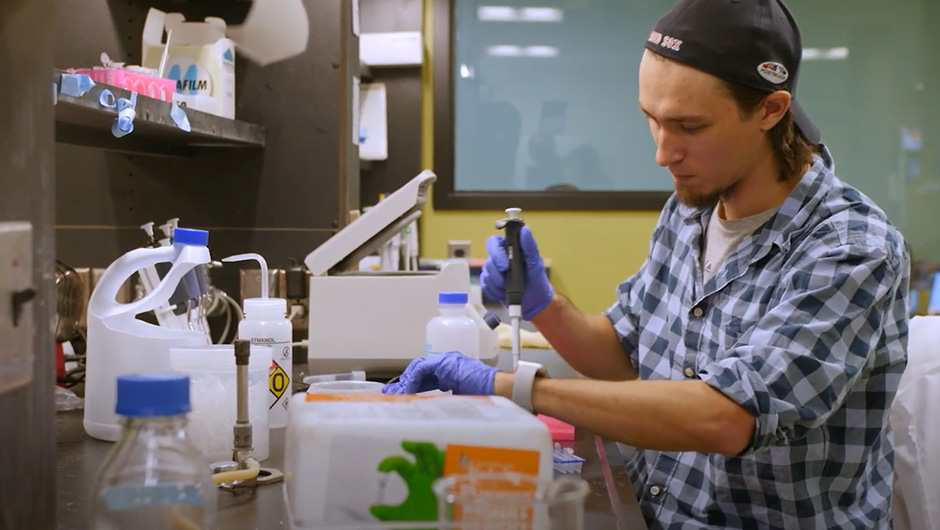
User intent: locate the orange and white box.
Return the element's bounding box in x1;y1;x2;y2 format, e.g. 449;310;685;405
283;393;554;527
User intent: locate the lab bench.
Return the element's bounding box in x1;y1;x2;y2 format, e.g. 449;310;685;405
55;361;648;530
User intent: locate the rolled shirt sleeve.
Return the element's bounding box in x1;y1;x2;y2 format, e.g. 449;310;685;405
606;265;646;372
697;241;908;453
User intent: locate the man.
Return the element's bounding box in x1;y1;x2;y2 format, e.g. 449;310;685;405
384;0;910;527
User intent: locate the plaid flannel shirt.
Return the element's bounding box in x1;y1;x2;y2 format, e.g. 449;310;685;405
606;148;910;529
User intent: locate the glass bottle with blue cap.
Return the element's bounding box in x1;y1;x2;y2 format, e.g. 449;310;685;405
89;373;217;530
425;292;480;359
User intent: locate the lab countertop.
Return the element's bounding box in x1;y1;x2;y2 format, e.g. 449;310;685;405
56;359;648;530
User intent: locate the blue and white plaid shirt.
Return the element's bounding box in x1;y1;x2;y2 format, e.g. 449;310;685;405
606;148;910;529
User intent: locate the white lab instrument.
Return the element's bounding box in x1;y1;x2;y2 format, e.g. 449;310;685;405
303;170;498;376
223;253;293;428
84;228;211;442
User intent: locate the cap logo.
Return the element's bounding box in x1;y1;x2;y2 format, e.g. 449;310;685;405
757;62;789;84
648;30;682;52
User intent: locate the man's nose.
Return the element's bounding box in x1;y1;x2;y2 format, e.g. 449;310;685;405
654;130;683;168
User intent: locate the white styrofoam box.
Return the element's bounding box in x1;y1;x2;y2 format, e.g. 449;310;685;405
284;394;553;527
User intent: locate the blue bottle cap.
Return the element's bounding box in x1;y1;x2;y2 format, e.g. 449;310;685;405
115;373;191;417
173;228;209;246
439;292;468;305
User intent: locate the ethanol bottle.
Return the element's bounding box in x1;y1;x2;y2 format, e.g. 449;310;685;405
239;297;292;428
425;292;480;359
89;373;217;530
222;253;293;429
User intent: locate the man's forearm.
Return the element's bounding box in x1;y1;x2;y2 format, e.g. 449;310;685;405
493;374;754;455
531;294;638;380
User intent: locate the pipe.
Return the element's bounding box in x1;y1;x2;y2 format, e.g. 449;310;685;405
211;457;261;485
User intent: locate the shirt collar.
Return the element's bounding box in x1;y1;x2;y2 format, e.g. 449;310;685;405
675;146;836;254
764;145;835;252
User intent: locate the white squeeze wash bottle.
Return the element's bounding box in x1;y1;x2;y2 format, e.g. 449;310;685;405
223;253;293;428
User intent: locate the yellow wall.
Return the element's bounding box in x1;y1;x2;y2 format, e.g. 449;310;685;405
418;0;660;312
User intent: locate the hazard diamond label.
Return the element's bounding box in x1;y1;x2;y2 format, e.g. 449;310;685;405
269;362;289;403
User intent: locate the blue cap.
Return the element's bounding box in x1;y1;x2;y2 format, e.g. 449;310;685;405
115;373;191;417
173;228;209;246
439;292;468;305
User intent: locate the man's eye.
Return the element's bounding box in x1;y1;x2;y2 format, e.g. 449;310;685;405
681;124;704;133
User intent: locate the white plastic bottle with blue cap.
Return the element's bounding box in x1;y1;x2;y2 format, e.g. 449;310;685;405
84;227;211;442
89;373;217;529
425;292;480;359
223;253;293;428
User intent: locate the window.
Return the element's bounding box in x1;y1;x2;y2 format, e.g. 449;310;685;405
433;0;940;268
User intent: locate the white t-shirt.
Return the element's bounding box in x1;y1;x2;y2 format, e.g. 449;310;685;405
701;205;778;283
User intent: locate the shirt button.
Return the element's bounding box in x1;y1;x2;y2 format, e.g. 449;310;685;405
684;367;695;378
692;306;704;318
649;485;662;497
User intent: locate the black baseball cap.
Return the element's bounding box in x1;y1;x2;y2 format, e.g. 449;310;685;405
644;0;821;145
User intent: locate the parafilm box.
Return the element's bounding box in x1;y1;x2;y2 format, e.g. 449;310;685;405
141;8;235;119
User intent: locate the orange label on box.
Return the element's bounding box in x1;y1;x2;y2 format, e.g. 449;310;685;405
442;445;541;524
443;445;540;476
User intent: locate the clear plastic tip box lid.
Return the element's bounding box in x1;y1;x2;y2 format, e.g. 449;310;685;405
283;394;555;528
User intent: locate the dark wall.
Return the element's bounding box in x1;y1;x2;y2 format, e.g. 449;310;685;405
0;0;57;528
358;0;424;208
53;0;359;292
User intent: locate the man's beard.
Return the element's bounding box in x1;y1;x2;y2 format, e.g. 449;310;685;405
674;178;740;209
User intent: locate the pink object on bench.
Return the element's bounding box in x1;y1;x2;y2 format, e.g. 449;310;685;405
72;69;176;102
538;414;575;441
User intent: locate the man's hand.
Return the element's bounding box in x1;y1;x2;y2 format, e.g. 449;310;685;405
382;352;498;395
480;226;554;320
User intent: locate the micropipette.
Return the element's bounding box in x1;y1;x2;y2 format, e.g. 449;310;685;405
496;207;525;370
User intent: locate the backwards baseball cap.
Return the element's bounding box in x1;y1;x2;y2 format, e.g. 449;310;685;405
644;0;821;145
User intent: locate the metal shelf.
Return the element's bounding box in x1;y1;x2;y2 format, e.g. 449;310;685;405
54;79;265;157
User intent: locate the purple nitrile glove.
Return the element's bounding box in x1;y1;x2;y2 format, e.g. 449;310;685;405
480;225;554;321
382;352;498;395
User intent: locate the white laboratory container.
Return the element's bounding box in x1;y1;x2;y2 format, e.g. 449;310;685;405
284;393;554;526
169;345;272;462
84;228;211;442
425;291;480;359
239;297;293;428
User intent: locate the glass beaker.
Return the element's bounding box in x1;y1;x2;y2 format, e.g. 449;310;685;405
433;472;589;530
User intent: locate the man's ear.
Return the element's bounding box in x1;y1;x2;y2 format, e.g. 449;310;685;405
759;90;792;131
